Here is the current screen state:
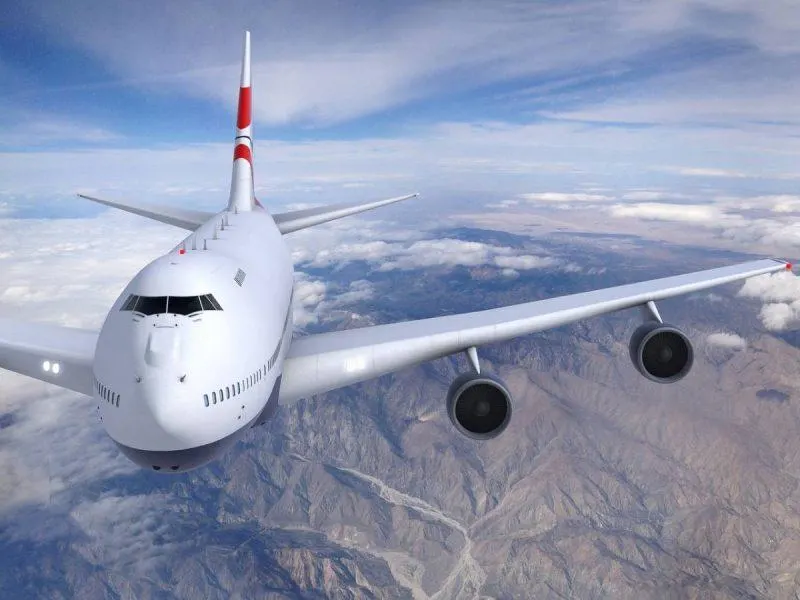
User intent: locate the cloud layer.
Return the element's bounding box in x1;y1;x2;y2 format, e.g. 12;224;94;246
739;271;800;331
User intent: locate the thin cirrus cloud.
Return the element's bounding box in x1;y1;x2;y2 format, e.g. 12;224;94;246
2;1;800;210
9;0;800;130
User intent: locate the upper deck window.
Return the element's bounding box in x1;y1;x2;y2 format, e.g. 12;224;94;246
121;294;222;315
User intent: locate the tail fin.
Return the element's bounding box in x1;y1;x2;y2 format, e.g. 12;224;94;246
228;31;258;212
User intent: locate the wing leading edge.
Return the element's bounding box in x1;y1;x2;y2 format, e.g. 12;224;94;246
273;194;419;234
0;317;97;396
78;194;213;230
280;258;790;403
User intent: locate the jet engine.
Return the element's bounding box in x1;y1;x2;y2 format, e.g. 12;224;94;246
446;372;512;439
629;322;694;383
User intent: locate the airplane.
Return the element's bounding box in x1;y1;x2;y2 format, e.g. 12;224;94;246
0;32;792;474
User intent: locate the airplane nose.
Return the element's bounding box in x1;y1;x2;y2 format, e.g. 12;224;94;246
145;327;181;367
140;378;195;443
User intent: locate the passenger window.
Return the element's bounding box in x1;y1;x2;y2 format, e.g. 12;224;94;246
212;391;217;404
219;389;223;402
121;295;139;311
135;296;168;315
168;296;203;315
115;394;120;407
204;394;209;407
236;382;240;394
226;387;230;399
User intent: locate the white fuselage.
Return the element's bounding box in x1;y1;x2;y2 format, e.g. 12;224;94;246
92;207;294;472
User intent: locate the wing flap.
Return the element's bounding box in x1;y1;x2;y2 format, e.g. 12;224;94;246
78;194;212;230
273;194;418;234
280;258;789;403
0;318;98;396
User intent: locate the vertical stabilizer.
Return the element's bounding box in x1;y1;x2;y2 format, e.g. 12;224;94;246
228;31;257;212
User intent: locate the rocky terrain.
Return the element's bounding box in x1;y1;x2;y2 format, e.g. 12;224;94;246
2;229;800;599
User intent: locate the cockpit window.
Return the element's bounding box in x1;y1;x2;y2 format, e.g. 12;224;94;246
121;295;139;311
121;294;222;315
135;296;168;315
168;296;203;316
200;294;223;310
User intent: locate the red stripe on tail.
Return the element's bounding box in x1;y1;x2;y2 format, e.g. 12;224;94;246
234;143;252;164
237;87;252;129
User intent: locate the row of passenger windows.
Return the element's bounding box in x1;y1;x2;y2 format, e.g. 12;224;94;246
204;363;268;407
120;294;223;316
95;378;120;407
203;296;293;407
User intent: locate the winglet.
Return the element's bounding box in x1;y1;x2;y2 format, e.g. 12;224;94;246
228;31;257;213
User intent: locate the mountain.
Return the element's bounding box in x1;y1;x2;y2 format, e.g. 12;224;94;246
2;229;799;599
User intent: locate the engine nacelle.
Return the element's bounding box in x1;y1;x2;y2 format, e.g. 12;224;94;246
446;373;512;440
629;322;694;383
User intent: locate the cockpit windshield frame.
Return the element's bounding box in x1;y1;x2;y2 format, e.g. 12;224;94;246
120;294;223;316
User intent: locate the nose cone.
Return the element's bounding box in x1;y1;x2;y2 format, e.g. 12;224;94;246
140;377;196;443
145;327;181;367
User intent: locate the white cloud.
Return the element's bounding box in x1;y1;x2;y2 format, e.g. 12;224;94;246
661;167;750;179
68;493;190;573
493;254;557;270
0;114;121;147
11;0;800;136
307;241;403;268
519;192;613;203
706;332;747;350
739;271;800;304
608;202;726;223
292;272;328;327
738;271;800;331
620;190;687;202
758;302;800;331
10;1;739;125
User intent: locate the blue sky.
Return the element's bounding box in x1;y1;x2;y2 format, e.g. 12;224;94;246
2;1;800;218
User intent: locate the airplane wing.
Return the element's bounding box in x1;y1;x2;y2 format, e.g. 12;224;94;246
279;258;790;403
78;194;213;230
273;194;419;234
0;317;97;396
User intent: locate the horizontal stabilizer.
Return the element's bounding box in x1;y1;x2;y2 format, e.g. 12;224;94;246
78;194;213;230
273;193;419;234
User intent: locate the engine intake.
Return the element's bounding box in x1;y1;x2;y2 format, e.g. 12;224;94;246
446;373;512;440
629;322;693;383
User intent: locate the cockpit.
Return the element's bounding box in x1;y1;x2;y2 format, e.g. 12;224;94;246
120;294;224;316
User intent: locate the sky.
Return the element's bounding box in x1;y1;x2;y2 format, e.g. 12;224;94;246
3;0;800;570
3;0;800;209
